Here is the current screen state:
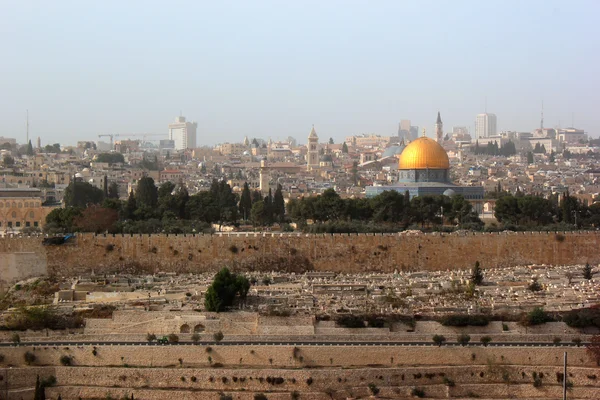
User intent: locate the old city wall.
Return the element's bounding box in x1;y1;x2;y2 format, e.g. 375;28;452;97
1;346;598;399
0;231;598;276
0;345;595;370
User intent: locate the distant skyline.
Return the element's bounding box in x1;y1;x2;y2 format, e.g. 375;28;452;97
1;0;598;146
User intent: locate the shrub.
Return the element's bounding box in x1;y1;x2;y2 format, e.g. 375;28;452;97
306;377;313;386
168;333;179;343
229;245;238;254
564;307;600;329
555;233;566;242
336;314;365;328
411;387;425;398
254;394;268;400
206;346;213;353
572;338;582;346
105;244;115;252
553;337;562;344
11;333;20;344
220;394;233;400
432;334;446;346
92;349;98;356
24;351;36;365
368;383;380;395
146;333;156;343
443;377;455;387
60;355;72;366
480;336;492;346
457;334;471;346
191;376;197;382
502;323;509;331
521;307;551;326
441;314;489;327
291;391;300;400
191;333;201;344
528;278;543;292
213;331;224;343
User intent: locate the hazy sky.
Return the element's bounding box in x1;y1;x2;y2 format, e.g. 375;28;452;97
1;0;598;146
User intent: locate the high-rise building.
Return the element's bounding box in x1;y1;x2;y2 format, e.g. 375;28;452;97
307;125;319;171
398;120;411;141
475;113;497;138
409;126;419;141
168;116;197;150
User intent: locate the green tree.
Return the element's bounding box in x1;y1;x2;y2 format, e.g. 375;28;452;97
470;261;484;285
135;176;158;208
342;142;348;153
250;200;268;226
457;334;471;346
45;207;83;232
107;181;119;199
273;184;285;222
370;190;407;223
583;263;594;280
204;268;251;312
27;140;34;156
3;154;15;166
432;334;446;347
480;336;492;346
527;151;534;164
64;181;104;208
123;191;137;220
328;137;334;144
239;182;252;221
213;331;224;343
96;153;125;163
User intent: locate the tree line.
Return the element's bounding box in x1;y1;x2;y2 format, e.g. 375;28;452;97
473;140;517;157
494;191;600;228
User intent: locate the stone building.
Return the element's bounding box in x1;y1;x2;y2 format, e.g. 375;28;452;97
0;188;58;234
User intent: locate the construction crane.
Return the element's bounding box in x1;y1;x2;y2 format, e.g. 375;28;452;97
98;134;114;149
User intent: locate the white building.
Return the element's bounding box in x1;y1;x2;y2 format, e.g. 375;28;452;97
168;116;197;150
475;113;497;138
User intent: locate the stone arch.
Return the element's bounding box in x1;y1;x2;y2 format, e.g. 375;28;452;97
180;324;191;333
193;324;205;333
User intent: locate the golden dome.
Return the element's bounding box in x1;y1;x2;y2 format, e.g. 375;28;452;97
398;136;449;170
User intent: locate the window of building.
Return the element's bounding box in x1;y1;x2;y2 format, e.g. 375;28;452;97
29;211;34;218
34;221;38;227
25;221;30;227
24;202;28;207
16;222;20;227
11;202;16;208
18;203;22;208
8;222;12;228
11;211;16;218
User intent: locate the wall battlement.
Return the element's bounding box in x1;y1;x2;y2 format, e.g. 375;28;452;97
0;231;597;276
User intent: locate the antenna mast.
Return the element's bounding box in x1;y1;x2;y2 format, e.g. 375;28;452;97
26;110;29;144
541;101;544;130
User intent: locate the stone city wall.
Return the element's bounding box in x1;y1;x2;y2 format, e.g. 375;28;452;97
0;231;598;277
0;345;594;369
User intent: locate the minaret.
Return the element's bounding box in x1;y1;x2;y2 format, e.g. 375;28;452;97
435;111;443;143
259;159;269;194
307;125;319;171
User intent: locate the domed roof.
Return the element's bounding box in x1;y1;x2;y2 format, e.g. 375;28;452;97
443;189;456;197
398;137;449;170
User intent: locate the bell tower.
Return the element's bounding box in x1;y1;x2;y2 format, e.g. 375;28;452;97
307;125;319;171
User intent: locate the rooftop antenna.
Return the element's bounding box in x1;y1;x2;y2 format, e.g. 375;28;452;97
26;110;29;145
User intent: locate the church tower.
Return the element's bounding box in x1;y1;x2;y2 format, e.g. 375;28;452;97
259;159;270;194
307;125;319;171
435;112;443;143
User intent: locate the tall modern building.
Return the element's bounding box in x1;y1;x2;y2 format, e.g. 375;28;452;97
475;113;497;138
168;116;197;150
398;120;411;141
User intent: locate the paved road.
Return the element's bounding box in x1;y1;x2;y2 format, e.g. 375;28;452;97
0;341;589;348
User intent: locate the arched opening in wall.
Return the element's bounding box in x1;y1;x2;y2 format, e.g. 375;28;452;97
180;324;191;333
193;324;205;333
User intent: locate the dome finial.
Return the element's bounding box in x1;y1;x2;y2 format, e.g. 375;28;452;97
422;128;426;137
